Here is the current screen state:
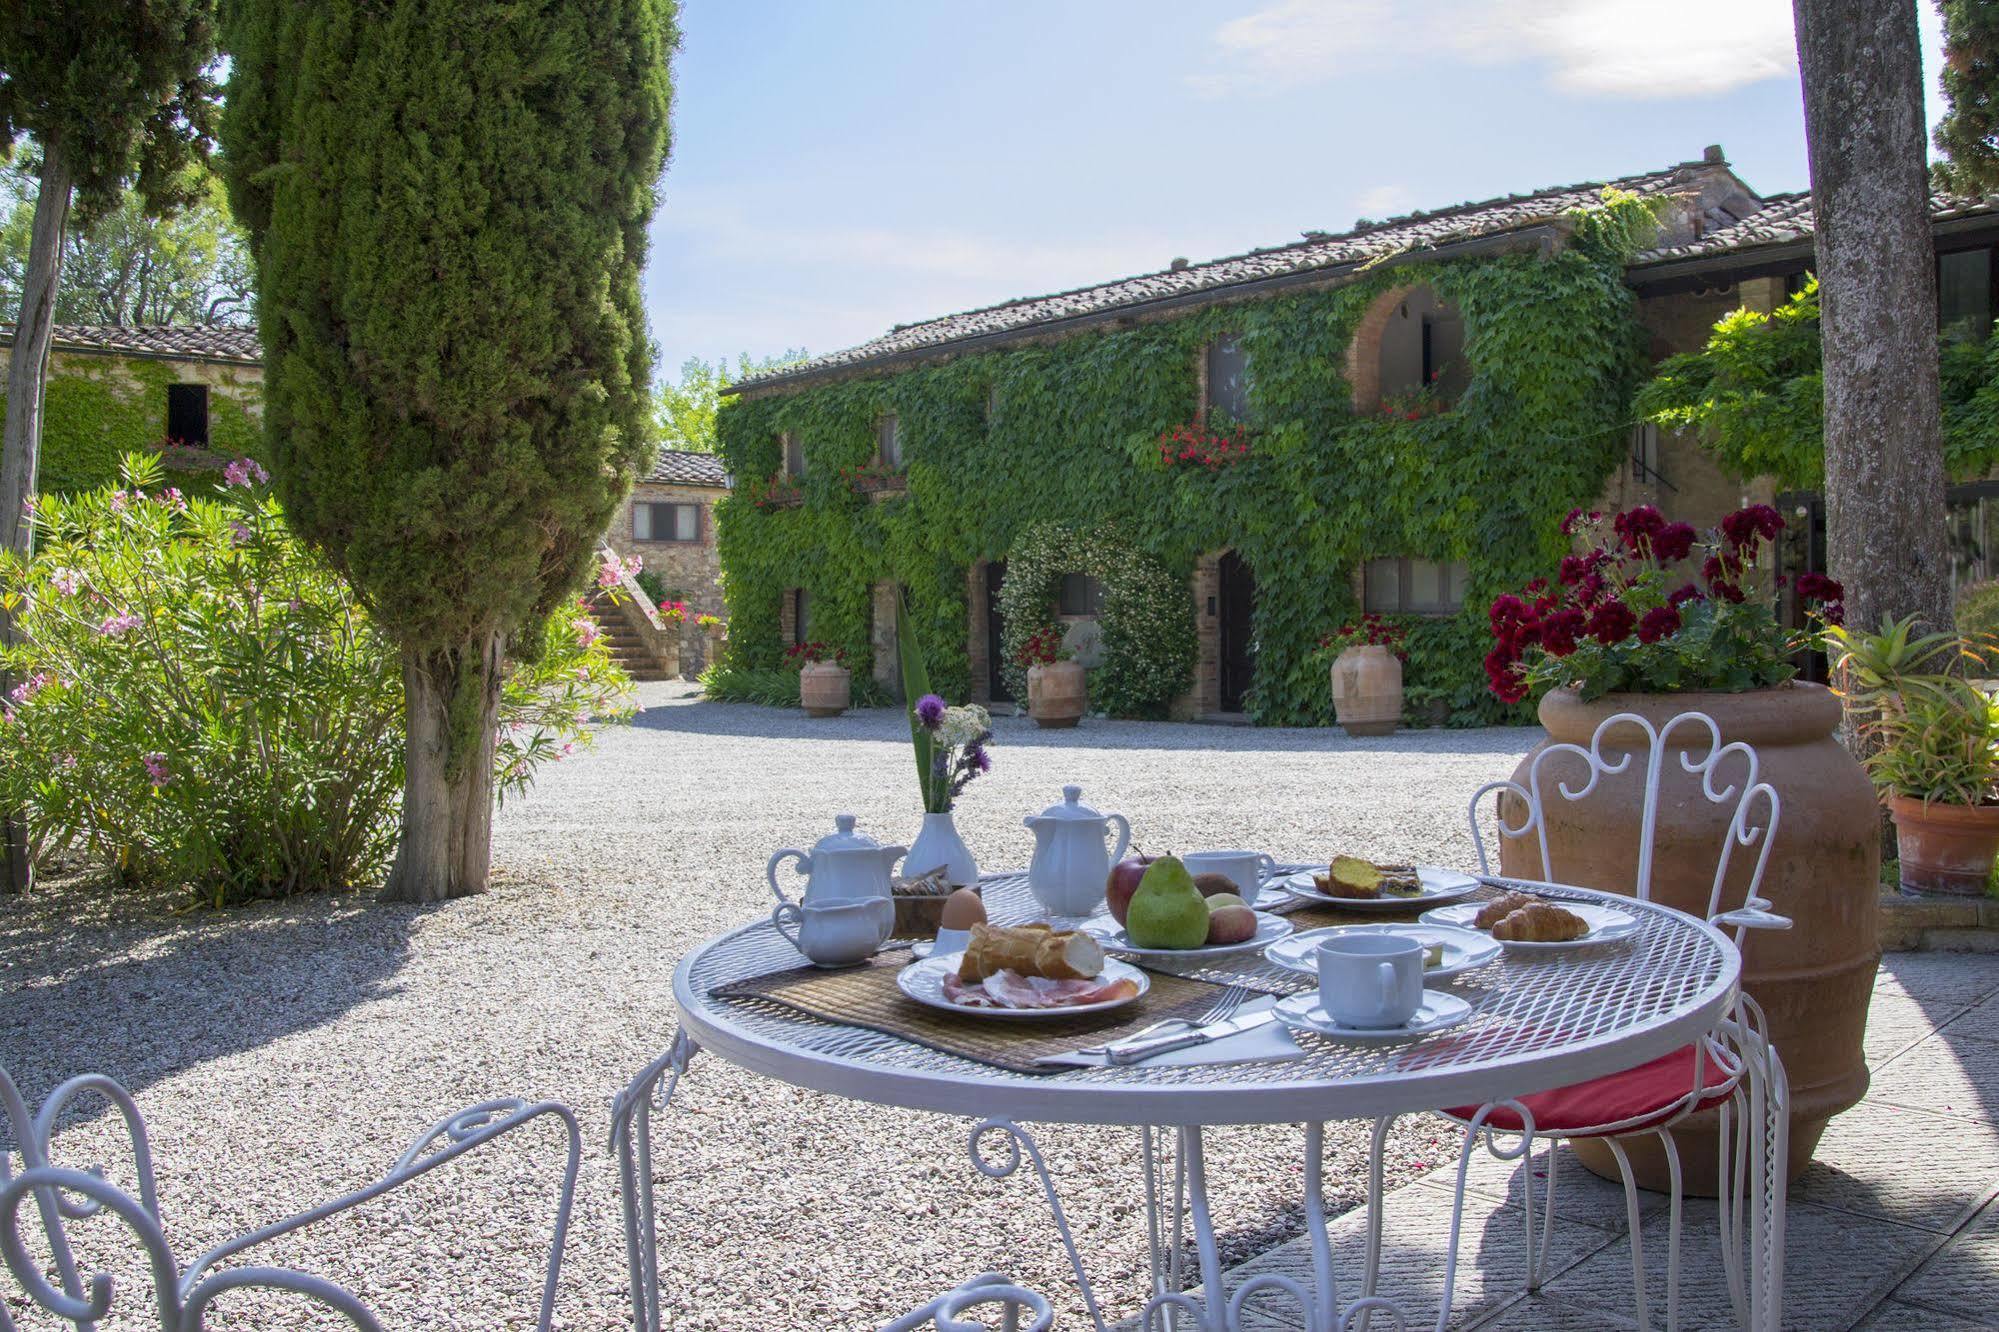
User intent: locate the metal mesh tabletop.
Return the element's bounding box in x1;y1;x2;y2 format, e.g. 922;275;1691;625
673;873;1740;1127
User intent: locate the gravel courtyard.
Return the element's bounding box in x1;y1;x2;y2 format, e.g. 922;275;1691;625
1;683;1537;1330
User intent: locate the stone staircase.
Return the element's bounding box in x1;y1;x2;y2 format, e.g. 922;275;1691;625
585;593;675;681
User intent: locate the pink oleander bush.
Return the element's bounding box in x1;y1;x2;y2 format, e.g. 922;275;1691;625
0;453;632;905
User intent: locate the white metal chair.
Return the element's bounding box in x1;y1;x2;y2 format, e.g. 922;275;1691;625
610;1034;1054;1332
1418;709;1791;1332
0;1061;581;1330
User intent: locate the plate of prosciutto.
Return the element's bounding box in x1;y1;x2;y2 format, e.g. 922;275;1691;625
898;922;1149;1019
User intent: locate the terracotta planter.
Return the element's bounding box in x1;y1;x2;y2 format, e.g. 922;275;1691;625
1331;645;1402;736
798;661;850;718
1500;684;1878;1192
1027;660;1086;728
1889;794;1999;896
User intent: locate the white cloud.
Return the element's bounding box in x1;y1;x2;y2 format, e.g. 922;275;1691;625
1352;184;1415;220
1192;0;1800;101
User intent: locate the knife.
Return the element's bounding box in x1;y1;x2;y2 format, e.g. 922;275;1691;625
1102;1007;1279;1066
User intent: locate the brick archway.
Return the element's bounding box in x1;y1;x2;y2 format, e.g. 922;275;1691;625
1345;284;1417;416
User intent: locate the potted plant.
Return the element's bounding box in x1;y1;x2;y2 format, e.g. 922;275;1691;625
1016;623;1084;728
1829;616;1999;896
1321;613;1406;736
788;641;849;718
1485;503;1874;1190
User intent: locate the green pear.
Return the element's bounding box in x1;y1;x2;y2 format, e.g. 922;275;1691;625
1125;856;1213;950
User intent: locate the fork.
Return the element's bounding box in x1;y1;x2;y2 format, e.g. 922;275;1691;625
1076;983;1254;1059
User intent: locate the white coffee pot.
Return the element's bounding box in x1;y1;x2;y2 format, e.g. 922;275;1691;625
767;814;905;931
1023;785;1131;917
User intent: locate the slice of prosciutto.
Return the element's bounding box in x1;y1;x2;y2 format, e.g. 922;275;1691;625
942;968;1139;1009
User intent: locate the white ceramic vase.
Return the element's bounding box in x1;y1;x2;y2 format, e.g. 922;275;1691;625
906;811;978;888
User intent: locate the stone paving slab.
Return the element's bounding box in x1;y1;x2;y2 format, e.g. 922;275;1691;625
1876;954;1999;1008
1869;1029;1999;1123
1444;1140;1671;1234
1943;992;1999;1045
1793;1098;1999;1234
1871;992;1972;1068
1462;1291;1645;1329
1895;1195;1999;1324
1542;1198;1932;1331
1856;1301;1999;1330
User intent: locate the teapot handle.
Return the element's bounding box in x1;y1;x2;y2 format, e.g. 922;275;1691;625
1104;812;1131;865
766;848;810;905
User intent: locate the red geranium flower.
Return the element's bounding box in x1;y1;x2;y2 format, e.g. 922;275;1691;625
1636;605;1682;644
1587;600;1637;645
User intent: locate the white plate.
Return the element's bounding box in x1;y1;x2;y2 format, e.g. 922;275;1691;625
1083;909;1294;960
896;952;1149;1019
1263;923;1502;982
1278;865;1481;911
1272;989;1477;1042
1419;900;1639;951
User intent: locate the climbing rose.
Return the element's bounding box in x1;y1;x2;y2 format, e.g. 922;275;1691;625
1586;600;1637;646
1636;605;1682;644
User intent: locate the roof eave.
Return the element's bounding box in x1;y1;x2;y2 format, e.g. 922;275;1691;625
0;334;261;369
725;221;1573;398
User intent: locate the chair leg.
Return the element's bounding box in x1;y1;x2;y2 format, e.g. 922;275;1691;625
1655;1129;1683;1332
1527;1143;1559;1293
1603;1136;1651;1332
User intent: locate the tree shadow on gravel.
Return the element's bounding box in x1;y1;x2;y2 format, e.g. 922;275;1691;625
629;695;1541;757
0;869;428;1142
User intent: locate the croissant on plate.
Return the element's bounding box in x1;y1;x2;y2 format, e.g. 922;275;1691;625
1490;903;1590;943
1473;891;1542;930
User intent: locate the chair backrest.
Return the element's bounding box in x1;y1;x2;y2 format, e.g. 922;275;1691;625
1467;708;1783;927
0;1063;580;1331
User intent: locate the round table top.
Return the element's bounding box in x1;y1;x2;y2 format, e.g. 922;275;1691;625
672;871;1740;1127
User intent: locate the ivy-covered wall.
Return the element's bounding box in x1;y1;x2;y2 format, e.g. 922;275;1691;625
0;349;263;495
715;195;1658;726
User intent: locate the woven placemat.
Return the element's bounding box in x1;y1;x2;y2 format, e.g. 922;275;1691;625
711;950;1257;1076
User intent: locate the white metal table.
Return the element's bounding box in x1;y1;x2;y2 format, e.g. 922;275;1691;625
622;871;1762;1332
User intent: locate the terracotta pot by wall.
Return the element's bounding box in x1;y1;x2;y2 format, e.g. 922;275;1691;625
799;661;851;718
1027;660;1086;728
1889;795;1999;896
1500;684;1878;1192
1332;645;1402;736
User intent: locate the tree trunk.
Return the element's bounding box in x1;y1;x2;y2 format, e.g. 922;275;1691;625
1795;0;1954;640
0;138;74;897
382;632;505;903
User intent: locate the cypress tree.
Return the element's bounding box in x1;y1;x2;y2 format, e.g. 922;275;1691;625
220;1;676;901
1934;0;1999;194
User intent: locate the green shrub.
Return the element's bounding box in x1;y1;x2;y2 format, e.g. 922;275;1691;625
0;454;634;905
699;661;891;709
1958;580;1999;647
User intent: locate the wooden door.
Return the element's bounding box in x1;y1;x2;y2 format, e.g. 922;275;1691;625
1218;552;1255;712
985;561;1013;702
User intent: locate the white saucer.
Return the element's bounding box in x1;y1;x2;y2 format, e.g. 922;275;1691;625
1263;923;1502;982
1272;989;1476;1042
1420;900;1639;951
1278;865;1481;911
1083;909;1293;960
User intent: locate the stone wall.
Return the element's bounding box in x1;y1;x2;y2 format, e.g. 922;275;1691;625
603;479;727;671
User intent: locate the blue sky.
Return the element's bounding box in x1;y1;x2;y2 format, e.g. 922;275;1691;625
642;0;1946;378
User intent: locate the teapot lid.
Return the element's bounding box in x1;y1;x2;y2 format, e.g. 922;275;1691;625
1034;784;1102;821
812;813;881;853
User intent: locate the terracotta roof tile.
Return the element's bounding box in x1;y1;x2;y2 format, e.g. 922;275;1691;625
1635;191;1999;264
647;449;728;487
0;324;262;365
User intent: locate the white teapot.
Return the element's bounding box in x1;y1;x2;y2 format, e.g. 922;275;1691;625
1023;785;1131;917
767;814;905;940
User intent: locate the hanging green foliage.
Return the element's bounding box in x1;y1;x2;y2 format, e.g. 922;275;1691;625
715;191;1658;726
1637;276;1999;490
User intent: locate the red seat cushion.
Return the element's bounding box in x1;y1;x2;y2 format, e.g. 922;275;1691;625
1443;1044;1734;1136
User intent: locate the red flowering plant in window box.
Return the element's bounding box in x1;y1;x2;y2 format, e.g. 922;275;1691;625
1157;422;1252;470
1379;370;1451;421
755;473;805;511
1317;613;1408;660
1484;504;1846;704
838;461;907;494
785;640;846;669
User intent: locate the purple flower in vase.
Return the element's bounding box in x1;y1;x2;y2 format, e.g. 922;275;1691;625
968;744;991;774
915;693;946;728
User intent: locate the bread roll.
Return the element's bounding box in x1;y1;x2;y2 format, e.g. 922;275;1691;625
958;922;1106;982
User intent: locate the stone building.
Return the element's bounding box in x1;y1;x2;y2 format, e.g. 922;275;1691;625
719;147;1999;721
601;447;731;671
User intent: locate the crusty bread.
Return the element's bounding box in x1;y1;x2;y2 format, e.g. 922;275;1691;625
958;922;1106;982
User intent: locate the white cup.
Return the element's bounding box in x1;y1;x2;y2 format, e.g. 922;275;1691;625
1317;935;1424;1030
1181;850;1279;907
771;898;891;967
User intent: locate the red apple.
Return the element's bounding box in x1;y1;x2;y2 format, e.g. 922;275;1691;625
1105;851;1160;925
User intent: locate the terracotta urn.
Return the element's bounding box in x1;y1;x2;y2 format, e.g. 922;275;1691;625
1027;660;1086;728
1889;795;1999;895
1499;684;1878;1192
798;661;851;718
1331;645;1402;736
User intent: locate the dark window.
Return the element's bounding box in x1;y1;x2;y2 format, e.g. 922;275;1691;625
791;588;810;645
783;432;805;477
1058;573;1105;617
878;413;901;468
166;384;209;447
633;501;700;542
1363;558;1468;615
1940;248;1993;340
1204;336;1251;422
